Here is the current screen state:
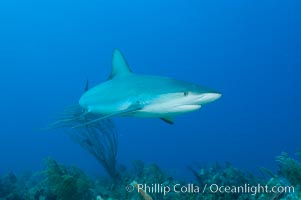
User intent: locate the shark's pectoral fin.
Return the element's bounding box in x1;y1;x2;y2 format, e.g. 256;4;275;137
111;103;143;117
160;116;174;125
72;103;143;128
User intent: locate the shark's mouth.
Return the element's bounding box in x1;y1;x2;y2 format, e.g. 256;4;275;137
172;104;202;112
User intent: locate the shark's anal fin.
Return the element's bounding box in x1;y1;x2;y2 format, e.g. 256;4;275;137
160;116;174;125
73;103;143;128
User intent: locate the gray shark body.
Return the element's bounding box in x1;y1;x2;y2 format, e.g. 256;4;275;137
78;49;221;125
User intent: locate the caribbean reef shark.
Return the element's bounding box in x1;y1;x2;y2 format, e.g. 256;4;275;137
74;49;221;126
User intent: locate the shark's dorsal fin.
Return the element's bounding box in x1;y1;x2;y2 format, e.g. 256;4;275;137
109;49;132;79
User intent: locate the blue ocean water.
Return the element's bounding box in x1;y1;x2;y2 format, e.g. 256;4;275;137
0;0;300;181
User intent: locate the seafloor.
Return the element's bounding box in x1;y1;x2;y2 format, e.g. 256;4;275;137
0;151;300;200
1;116;300;200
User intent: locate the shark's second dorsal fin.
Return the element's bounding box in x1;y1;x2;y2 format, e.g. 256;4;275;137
85;79;89;91
109;49;132;79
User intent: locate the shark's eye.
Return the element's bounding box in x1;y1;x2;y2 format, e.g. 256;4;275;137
183;91;189;96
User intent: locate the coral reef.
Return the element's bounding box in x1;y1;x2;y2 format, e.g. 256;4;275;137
188;162;262;200
257;151;301;200
42;158;94;200
131;181;153;200
276;152;301;186
0;172;22;200
0;151;301;200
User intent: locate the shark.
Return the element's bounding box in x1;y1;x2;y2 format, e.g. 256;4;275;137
73;49;221;126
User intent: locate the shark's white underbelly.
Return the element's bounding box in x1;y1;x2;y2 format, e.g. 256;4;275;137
129;104;202;118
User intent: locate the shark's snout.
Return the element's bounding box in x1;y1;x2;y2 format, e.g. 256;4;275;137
198;92;222;104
